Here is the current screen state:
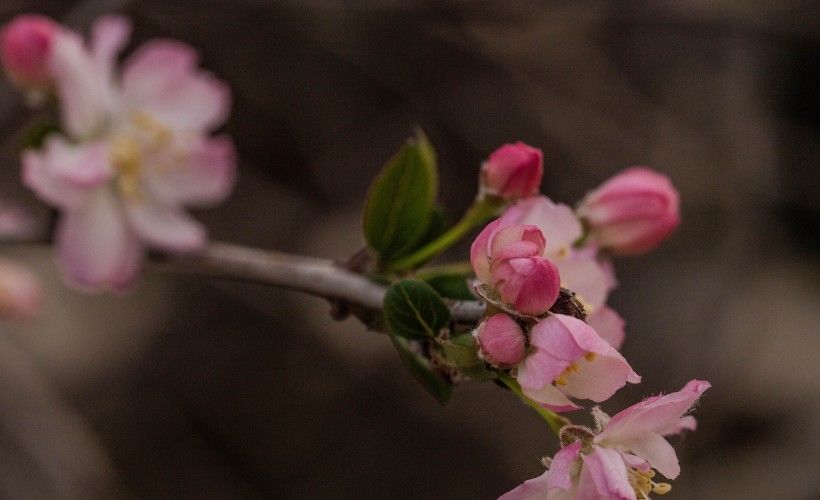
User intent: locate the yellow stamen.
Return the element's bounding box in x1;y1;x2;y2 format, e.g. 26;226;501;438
628;467;672;498
131;110;171;148
652;483;672;495
554;361;580;386
584;352;596;362
110;136;143;199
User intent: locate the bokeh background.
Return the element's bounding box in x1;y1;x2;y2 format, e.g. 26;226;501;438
1;1;818;499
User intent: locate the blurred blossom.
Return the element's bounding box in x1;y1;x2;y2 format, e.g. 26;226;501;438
480;142;544;201
577;168;680;256
501;380;710;500
10;15;237;291
0;258;41;319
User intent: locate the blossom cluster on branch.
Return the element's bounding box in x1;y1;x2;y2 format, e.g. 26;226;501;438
1;13;709;499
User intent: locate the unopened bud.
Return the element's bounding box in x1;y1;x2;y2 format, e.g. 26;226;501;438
0;15;58;90
480;142;543;200
475;313;526;366
577;167;679;255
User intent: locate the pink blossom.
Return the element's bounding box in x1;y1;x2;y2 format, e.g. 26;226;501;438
470;221;560;316
481;142;543;200
500;380;710;500
0;15;57;90
516;314;640;412
19;16;235;291
0;258;41;319
501;196;615;311
475;313;527;367
577;168;680;256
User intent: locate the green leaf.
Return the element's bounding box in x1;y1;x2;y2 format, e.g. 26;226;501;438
419;206;448;246
439;334;496;381
440;334;481;368
363;130;438;263
389;334;452;404
383;279;450;339
424;274;475;300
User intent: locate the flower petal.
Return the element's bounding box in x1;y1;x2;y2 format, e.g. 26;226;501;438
143;135;237;207
586;307;626;350
56;188;142;291
90;15;130;78
617;431;680;480
470;218;502;283
22;136;113;209
121;40;230;131
547;441;582;491
597;380;711;445
498;468;552;500
502;196;582;255
521;376;580;412
559;347;640;402
554;248;613;310
48;30;115;137
124;200;206;253
578;446;635;500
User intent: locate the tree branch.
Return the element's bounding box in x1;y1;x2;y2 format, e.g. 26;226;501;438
170;242;486;324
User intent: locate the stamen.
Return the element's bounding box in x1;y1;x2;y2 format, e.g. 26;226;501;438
554;361;579;386
131;110;171;148
110;136;143;200
628;467;672;498
584;352;596;362
652;483;671;495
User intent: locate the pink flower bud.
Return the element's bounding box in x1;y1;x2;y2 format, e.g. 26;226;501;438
490;254;560;316
578;167;680;255
470;221;545;284
0;259;42;319
481;141;543;200
0;15;58;89
475;313;526;366
471;220;560;315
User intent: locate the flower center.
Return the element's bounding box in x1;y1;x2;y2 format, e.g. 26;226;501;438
109;111;174;200
628;467;671;499
554;352;596;386
110;135;142;199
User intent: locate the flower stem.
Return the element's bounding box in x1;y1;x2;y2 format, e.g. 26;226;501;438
414;261;473;281
497;372;569;435
386;199;503;272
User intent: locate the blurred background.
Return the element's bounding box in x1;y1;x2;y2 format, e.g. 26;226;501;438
1;0;818;498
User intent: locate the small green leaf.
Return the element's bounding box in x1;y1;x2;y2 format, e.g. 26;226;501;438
424;274;475;300
389;334;452;404
383;279;450;339
440;334;481;368
363;130;438;263
439;334;496;380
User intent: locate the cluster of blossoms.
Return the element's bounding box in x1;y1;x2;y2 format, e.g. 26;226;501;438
1;14;236;291
1;13;709;500
472;143;706;498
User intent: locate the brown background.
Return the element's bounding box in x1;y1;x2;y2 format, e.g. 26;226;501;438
0;1;818;499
